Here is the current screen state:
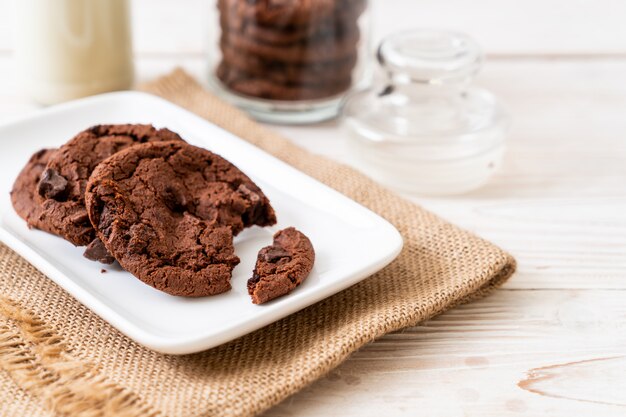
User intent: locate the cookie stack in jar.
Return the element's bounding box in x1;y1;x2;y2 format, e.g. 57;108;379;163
211;0;371;123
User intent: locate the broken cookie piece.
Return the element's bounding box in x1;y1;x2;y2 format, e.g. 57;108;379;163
248;227;315;304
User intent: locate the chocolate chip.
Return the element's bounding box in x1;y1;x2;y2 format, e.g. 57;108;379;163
248;271;261;287
238;184;266;225
83;238;115;264
37;168;68;200
98;205;115;239
69;210;90;226
261;246;291;263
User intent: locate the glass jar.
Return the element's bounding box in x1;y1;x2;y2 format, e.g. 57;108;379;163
207;0;372;124
342;29;510;196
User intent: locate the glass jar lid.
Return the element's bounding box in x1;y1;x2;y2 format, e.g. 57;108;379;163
377;29;482;84
342;29;510;195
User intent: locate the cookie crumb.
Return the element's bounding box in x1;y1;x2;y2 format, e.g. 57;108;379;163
100;269;107;274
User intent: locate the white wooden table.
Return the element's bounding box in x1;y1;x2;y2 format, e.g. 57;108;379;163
1;1;625;415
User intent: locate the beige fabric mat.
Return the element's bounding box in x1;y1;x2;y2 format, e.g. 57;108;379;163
0;69;516;417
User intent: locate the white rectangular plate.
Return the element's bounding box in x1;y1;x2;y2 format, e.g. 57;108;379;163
0;92;403;354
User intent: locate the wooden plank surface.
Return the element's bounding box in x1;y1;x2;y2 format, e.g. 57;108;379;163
0;1;624;416
266;289;626;417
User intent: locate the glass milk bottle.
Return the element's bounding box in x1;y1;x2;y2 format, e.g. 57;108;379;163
13;0;134;105
343;30;509;195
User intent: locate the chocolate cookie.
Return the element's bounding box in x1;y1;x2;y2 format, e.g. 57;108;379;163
219;10;360;46
85;141;277;297
36;124;184;247
218;0;366;27
220;30;360;64
217;64;352;100
218;0;334;27
247;227;315;304
220;19;331;47
10;148;58;234
219;45;357;85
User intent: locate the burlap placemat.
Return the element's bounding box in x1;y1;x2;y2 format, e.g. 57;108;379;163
0;69;515;417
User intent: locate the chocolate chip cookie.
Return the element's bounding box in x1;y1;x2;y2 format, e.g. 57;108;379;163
36;124;184;247
219;10;359;47
85;141;277;297
221;30;360;64
10;148;58;234
247;227;314;304
216;0;365;102
219;0;336;27
217;63;351;100
219;0;366;26
220;44;357;85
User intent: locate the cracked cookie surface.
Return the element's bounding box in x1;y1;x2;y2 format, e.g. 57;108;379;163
248;227;314;304
37;124;184;247
85;141;277;297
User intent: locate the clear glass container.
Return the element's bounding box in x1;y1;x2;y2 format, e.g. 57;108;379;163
207;0;372;124
342;29;509;195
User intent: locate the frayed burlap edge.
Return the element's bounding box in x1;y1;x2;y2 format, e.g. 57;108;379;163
0;297;159;417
